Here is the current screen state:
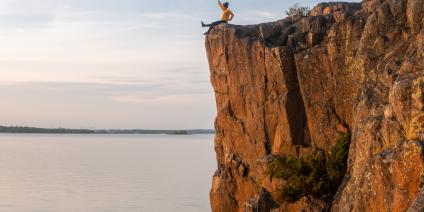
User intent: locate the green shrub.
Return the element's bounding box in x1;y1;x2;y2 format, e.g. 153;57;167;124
327;132;351;191
267;132;351;203
285;3;310;17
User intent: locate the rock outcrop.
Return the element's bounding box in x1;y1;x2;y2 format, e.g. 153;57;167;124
206;0;424;211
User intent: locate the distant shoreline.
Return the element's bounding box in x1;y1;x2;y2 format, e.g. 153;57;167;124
0;126;215;135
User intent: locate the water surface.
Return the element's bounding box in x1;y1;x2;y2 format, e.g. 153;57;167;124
0;134;216;212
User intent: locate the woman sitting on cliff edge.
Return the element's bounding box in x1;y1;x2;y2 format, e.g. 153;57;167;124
201;1;234;35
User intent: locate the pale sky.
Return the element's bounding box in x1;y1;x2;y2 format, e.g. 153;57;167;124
0;0;360;129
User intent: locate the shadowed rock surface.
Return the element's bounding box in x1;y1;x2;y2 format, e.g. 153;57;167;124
205;0;424;211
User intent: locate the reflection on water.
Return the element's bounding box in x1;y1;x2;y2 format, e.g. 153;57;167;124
0;134;216;212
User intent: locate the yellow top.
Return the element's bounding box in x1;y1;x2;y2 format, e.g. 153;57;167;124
218;1;234;22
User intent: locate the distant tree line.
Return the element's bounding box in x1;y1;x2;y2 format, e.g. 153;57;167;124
0;126;215;135
0;126;94;134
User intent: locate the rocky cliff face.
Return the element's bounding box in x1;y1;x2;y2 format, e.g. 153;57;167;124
205;0;424;211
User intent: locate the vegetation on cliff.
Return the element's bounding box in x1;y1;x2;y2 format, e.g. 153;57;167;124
285;3;310;18
327;132;351;191
267;132;351;203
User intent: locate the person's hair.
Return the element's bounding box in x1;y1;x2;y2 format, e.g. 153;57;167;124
223;2;229;8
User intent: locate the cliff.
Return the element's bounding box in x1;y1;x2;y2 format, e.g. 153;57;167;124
205;0;424;211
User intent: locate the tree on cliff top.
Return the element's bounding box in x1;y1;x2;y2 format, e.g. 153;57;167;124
285;3;310;17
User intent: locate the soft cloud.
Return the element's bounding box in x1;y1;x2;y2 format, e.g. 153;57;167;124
236;10;282;23
141;12;190;20
0;81;215;129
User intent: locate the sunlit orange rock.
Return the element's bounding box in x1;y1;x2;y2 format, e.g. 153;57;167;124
206;0;424;211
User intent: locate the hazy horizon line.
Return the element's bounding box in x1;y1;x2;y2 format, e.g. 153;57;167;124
0;125;215;131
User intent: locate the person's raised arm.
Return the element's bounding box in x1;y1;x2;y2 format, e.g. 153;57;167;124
218;0;225;11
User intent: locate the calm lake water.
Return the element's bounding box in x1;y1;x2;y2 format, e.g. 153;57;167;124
0;134;216;212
